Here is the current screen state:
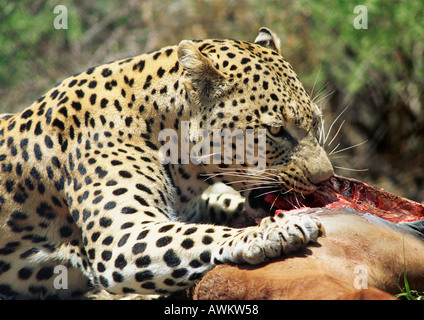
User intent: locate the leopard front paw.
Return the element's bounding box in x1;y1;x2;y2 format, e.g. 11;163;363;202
225;213;324;265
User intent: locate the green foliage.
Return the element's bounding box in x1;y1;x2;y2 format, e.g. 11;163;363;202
395;271;424;300
306;0;424;94
0;1;83;87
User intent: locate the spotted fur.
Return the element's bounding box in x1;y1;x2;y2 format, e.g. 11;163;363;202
0;28;332;298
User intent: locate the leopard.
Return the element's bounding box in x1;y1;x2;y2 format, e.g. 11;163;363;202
0;27;333;299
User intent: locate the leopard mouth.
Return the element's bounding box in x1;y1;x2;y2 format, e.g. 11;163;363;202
247;174;424;225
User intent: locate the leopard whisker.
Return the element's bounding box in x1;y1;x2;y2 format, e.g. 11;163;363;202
310;66;322;101
252;188;282;198
324;105;349;147
313;88;334;106
202;170;278;182
189;152;221;161
224;180;279;187
326;119;345;148
328;143;341;157
268;192;281;212
252;187;294;199
329;139;368;156
334;166;369;172
241;185;281;193
283;197;301;210
294;193;304;209
318;118;326;146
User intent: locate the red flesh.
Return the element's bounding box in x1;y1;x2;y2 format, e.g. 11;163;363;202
265;175;424;224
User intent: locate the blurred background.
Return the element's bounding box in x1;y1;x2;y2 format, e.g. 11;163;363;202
1;0;423;202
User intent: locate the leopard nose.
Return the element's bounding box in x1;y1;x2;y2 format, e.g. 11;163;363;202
309;164;334;185
308;148;334;185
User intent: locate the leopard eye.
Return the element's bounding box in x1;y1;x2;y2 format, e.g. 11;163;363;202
268;126;281;136
267;126;293;140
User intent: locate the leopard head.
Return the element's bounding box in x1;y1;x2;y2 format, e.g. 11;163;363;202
177;28;333;210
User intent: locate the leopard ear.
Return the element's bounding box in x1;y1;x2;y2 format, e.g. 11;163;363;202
254;27;282;55
178;40;229;104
